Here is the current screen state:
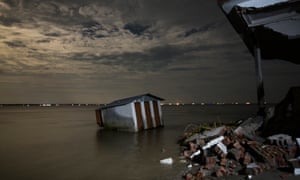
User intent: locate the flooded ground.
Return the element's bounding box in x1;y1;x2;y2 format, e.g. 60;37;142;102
0;105;257;180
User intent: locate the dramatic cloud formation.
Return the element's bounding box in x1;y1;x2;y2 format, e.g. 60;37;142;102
0;0;299;104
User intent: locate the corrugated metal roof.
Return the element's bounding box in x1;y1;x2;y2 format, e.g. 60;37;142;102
100;93;164;109
220;0;290;13
237;0;289;8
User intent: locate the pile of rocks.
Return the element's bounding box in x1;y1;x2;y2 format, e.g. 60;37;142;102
178;116;300;180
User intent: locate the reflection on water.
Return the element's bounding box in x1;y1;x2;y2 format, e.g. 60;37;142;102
95;127;165;151
94;127;185;180
0;105;257;180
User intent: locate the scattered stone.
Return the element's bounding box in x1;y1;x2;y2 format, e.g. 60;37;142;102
178;121;300;179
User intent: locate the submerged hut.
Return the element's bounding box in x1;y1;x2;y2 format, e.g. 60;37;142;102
95;93;164;132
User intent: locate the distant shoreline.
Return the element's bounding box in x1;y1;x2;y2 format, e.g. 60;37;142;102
0;104;102;107
0;102;276;108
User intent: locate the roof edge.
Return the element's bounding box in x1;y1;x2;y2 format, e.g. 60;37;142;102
99;93;164;110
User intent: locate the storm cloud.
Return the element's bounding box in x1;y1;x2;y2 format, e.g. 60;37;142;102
0;0;299;104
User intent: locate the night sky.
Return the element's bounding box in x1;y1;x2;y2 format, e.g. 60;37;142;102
0;0;299;104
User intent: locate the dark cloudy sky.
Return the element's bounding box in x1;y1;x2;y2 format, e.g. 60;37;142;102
0;0;299;104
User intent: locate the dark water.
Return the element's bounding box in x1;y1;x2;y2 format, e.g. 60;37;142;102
0;105;257;180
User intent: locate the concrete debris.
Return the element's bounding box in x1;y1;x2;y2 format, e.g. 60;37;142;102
267;134;293;146
234;116;265;142
160;157;173;165
179;121;300;179
217;142;227;155
247;143;289;168
289;157;300;175
296;138;300;148
267;134;298;159
190;150;201;159
184;126;226;144
203;136;225;150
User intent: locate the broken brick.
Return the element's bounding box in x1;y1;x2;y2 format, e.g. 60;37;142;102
228;148;244;161
243;152;252;165
215;166;227;177
205;156;217;170
179;123;299;180
220;158;227;166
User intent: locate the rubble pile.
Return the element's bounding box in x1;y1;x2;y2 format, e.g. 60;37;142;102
178;117;300;180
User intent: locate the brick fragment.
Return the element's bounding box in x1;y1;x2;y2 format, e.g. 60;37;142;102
184;150;192;158
233;141;245;152
189;142;198;152
185;173;193;180
286;144;298;159
247;144;289;168
222;136;232;146
205;156;217;170
197;169;212;178
245;163;265;175
220;158;227;166
243;152;252;165
179;125;296;180
228;160;237;169
215;166;227;177
214;145;221;154
228;148;244;161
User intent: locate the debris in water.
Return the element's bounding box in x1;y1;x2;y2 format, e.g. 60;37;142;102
160;157;173;165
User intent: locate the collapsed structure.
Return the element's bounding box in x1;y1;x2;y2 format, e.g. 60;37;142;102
184;1;300;177
179;115;300;179
177;85;300;179
218;0;300;110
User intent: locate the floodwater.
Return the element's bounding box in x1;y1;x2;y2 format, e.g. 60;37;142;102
0;105;257;180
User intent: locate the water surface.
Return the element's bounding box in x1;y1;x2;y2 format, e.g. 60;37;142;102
0;105;257;180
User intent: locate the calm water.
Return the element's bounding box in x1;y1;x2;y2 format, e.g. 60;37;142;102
0;105;257;180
